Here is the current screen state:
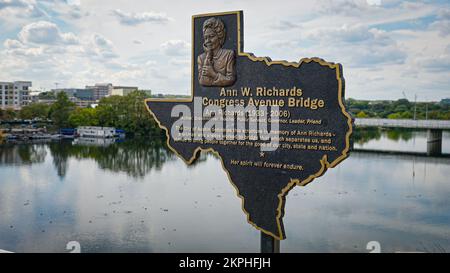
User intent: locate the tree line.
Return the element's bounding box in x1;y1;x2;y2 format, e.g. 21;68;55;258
0;91;161;136
346;98;450;120
2;96;449;131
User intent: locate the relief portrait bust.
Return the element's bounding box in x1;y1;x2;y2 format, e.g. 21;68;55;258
198;17;236;87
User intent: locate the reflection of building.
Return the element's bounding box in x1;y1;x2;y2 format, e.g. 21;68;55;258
0;81;32;110
73;137;116;147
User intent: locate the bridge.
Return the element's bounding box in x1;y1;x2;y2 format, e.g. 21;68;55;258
355;118;450;130
355;118;449;156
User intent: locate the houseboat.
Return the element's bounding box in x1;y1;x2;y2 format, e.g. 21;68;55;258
77;126;116;138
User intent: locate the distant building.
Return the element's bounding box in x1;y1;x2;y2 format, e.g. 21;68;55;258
85;83;113;100
29;91;40;103
441;98;450;105
50;88;96;108
73;99;97;108
111;86;138;96
0;81;32;110
75;89;95;101
33;83;145;108
52;88;95;100
52;88;79;97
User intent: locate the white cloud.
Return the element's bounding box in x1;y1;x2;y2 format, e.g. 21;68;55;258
18;21;79;45
305;24;406;66
0;0;31;9
112;9;172;26
85;34;119;59
319;0;381;16
160;40;190;56
366;0;381;6
417;54;450;73
0;0;48;21
430;9;450;36
0;0;449;100
4;38;23;49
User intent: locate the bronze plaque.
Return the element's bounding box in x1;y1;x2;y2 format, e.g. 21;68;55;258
146;11;353;240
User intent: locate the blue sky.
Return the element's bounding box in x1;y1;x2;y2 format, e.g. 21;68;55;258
0;0;449;101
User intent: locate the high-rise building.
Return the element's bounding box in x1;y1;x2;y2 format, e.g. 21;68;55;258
0;81;32;110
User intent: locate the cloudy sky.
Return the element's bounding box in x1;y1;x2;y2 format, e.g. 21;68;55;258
0;0;449;101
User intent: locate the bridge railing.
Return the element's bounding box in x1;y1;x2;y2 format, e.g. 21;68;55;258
355;118;450;130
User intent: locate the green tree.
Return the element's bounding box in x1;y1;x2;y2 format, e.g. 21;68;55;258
387;113;402;119
123;90;158;135
356;111;368;118
19;103;50;120
49;92;75;128
0;109;17;121
68;107;99;127
96;95;127;128
95;91;158;135
38;92;56;100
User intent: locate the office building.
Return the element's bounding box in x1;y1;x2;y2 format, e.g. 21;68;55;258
0;81;32;110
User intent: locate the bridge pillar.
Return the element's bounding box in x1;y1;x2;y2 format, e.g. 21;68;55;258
427;129;442;156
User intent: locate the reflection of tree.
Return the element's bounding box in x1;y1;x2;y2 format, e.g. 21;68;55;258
47;137;174;179
86;138;173;178
352;127;416;145
0;143;47;165
385;128;414;141
186;151;209;168
48;140;72;178
352;127;381;145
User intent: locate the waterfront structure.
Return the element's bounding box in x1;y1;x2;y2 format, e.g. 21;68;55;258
0;81;32;110
77;126;116;138
355;118;450;156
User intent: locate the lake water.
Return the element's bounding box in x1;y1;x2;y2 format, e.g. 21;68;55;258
0;129;449;253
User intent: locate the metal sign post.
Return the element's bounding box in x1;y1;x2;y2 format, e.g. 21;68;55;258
261;232;280;253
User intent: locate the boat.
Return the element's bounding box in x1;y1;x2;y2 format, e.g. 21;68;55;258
60;128;76;139
115;129;126;138
77;126;116;138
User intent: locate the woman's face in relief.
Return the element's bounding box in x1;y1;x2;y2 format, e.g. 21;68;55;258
203;28;220;52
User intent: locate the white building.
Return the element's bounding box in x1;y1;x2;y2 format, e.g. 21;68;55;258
0;81;32;110
111;86;138;96
77;126;116;138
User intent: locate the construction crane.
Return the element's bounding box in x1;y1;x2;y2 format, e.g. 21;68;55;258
402;91;417;120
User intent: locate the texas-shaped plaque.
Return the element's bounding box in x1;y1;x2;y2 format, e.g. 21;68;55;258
145;11;353;240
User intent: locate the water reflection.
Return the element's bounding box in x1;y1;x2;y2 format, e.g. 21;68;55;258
353;127;415;145
0;143;47;165
354;128;450;153
0;131;449;252
1;137;174;179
